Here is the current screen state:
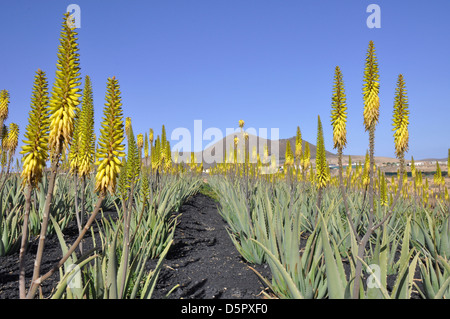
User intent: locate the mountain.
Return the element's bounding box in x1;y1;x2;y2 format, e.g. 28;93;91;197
187;132;336;169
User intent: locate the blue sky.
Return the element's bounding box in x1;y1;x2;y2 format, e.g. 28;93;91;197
0;0;449;160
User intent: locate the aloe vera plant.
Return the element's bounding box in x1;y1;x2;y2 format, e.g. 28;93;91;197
415;255;450;299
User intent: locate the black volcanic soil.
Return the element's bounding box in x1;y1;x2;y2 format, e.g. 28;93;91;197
151;192;271;299
0;193;271;299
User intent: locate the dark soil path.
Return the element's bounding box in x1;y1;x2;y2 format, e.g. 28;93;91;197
152;192;271;299
0;192;270;299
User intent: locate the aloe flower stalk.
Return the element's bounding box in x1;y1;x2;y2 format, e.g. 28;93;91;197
285;140;294;167
18;69;49;298
152;135;161;172
77;76;95;179
143;132;149;167
330;65;358;238
363;40;380;197
149;128;154;171
73;75;95;253
380;173;388;207
120;121;140;297
27;13;82;299
0;122;19;189
3;122;19;174
410;156;416;195
434;162;444;190
144;132;149;158
330;65;348;190
301;142;310;179
352;41;381;299
95;76;126;194
125;117;132;137
137;133;144;166
20;71;50;188
29;76;126;298
363;40;379;200
0;90;9;140
48;13;82;156
316;115;329;209
295;126;302;173
164;140;172;172
315;116;328;189
149;128;154;145
68;107;81;175
392;74;409;192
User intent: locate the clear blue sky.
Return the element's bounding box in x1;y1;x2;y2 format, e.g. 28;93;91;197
0;0;449;160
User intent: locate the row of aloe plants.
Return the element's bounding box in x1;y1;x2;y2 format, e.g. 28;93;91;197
208;175;449;299
49;172;200;299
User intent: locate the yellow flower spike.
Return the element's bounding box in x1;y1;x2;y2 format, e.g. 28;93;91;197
48;12;82;156
20;69;50;188
331;66;348;150
77;75;96;178
295;126;302;165
0;89;9;130
363;41;380;132
125;117;132;137
5;122;19;155
392;74;409;159
315;115;329;189
95;76;126;195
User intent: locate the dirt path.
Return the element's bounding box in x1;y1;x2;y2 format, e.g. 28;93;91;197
152;192;270;299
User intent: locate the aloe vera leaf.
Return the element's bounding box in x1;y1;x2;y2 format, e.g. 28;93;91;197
51;255;98;299
396;216;412;271
379;225;388;288
106;230;119;299
434;276;450;299
251;238;304;299
419;260;435;298
319;212;345;299
439;217;449;259
141;239;174;299
391;249;417;299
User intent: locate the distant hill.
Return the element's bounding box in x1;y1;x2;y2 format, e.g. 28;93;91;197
173;133;399;168
186;132;336;169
